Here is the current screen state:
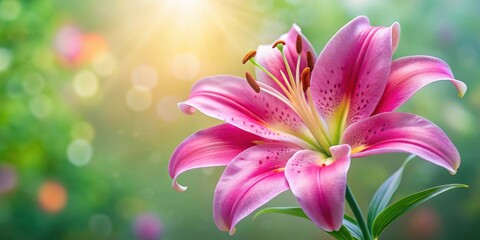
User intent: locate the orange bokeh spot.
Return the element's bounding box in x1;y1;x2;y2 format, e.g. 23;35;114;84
54;25;108;67
38;181;67;214
79;34;108;64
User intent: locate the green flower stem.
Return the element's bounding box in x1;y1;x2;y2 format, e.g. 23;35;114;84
346;184;372;240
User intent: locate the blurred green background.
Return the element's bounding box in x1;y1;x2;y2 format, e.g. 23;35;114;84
0;0;478;239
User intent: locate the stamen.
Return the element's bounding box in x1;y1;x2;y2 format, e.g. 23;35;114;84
243;40;333;154
301;67;311;92
280;70;291;89
242;50;257;64
257;82;296;111
272;40;286;49
245;72;260;93
306;90;331;146
307;51;315;71
280;47;296;87
250;59;295;97
296;35;302;54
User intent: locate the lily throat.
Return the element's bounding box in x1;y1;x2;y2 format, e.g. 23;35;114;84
243;36;341;155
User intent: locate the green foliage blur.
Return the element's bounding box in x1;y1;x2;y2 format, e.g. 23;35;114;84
0;0;479;239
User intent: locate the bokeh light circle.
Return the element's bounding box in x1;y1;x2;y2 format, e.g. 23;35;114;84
38;181;67;214
89;214;113;236
67;139;93;166
0;48;12;72
126;86;152;112
54;25;82;62
134;213;163;240
171;53;200;81
156;96;181;122
73;70;99;98
132;65;158;90
29;95;53;119
0;164;17;194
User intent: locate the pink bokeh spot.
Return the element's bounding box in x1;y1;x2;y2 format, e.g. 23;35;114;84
54;25;83;63
134;213;163;240
0;164;17;194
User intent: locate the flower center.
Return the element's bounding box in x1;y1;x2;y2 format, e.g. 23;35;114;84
243;36;333;155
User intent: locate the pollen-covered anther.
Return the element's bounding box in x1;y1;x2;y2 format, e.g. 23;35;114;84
301;67;311;92
296;35;303;54
245;72;260;93
307;51;314;71
242;50;257;64
272;40;286;49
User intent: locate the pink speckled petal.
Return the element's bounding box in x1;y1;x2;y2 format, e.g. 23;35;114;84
310;16;399;131
341;112;460;174
285;144;351;231
373;56;467;114
179;75;311;147
256;24;317;93
169;124;265;191
213;143;299;234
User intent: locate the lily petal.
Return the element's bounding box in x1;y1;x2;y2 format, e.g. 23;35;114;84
341;112;460;174
213;143;299;234
310;16;399;135
169;124;262;192
373;56;467;114
256;24;317;93
285;144;351;231
179;75;311;147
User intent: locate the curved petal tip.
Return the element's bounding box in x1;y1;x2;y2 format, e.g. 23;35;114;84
178;102;196;115
457;81;467;98
449;162;460;175
354;15;370;24
229;227;236;235
329;144;351;159
291;23;301;32
172;179;188;192
391;22;401;52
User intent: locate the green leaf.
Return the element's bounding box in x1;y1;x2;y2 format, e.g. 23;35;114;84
254;207;356;240
343;215;363;240
371;184;468;238
367;155;414;229
328;225;354;240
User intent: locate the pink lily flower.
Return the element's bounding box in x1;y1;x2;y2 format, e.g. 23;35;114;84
169;16;466;234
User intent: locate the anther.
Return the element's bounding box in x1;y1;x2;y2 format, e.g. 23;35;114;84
242;50;257;64
301;67;311;92
307;51;314;71
296;35;302;54
245;72;260;93
272;40;286;49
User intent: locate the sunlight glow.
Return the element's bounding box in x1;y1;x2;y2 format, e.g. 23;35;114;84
110;0;259;89
132;65;158;89
171;53;200;81
126;86;152;111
